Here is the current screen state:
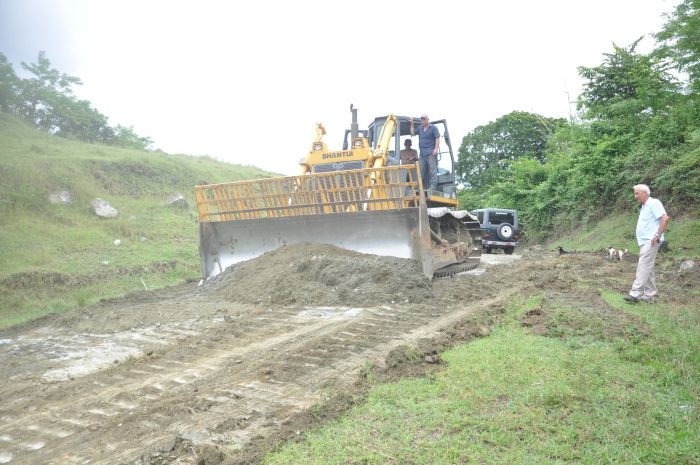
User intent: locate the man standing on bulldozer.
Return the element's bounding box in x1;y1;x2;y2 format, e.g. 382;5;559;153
410;114;440;191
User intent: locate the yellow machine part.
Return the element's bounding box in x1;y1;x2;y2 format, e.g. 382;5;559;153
195;165;435;279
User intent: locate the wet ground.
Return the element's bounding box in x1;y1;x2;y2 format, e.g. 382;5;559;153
0;244;695;464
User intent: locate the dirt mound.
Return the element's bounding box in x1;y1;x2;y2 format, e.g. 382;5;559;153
204;243;433;307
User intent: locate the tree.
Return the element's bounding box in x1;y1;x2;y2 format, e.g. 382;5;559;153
456;111;566;191
54;96;110;142
654;0;700;137
109;125;154;150
574;40;690;209
0;53;21;113
655;0;700;92
1;51;153;149
17;51;83;131
577;39;680;131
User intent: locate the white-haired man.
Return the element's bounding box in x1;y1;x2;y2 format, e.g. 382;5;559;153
624;184;670;303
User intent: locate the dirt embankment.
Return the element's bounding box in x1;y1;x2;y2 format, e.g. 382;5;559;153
0;244;695;465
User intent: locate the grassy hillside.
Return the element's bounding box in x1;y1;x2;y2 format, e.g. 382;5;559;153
0;112;280;327
544;212;700;258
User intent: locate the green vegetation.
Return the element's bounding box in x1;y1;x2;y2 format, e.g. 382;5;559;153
0;51;153;149
261;292;699;465
0;111;278;327
457;0;700;241
553;212;700;257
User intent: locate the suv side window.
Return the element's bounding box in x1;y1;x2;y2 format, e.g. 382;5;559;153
475;211;484;223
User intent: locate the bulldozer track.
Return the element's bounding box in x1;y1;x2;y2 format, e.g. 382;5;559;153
433;258;482;278
0;289;501;464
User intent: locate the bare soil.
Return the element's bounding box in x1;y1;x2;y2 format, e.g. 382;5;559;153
0;244;695;465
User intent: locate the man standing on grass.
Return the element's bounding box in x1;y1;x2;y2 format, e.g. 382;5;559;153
624;184;670;303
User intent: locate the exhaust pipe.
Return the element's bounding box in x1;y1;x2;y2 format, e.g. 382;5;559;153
350;104;358;140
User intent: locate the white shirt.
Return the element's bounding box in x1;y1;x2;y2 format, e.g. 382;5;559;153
636;197;667;246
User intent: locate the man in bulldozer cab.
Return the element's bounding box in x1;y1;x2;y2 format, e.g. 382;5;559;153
400;139;418;165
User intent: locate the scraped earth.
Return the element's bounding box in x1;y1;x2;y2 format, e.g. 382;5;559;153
0;244;696;465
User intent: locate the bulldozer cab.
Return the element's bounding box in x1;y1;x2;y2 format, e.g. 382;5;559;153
343;115;458;207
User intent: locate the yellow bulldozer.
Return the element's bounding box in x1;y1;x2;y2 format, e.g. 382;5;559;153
194;105;481;279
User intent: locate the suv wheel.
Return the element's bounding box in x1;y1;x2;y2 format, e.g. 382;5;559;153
497;223;514;240
504;246;515;255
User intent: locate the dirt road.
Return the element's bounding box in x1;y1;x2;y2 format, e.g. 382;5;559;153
0;244;693;464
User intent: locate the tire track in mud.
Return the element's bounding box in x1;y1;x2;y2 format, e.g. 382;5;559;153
0;303;341;464
0;293;504;465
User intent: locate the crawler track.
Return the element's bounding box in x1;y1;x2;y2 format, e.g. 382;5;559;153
0;287;502;464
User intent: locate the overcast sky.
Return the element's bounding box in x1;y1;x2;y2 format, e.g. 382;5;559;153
0;0;681;175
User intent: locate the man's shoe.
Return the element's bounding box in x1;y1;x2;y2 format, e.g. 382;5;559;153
624;294;640;303
640;295;656;303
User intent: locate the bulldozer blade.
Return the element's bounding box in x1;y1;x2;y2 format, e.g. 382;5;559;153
199;208;434;280
195;166;480;281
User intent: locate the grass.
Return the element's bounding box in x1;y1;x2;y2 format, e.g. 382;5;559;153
0;113;278;327
262;294;699;465
0;193;203;327
553;212;699;260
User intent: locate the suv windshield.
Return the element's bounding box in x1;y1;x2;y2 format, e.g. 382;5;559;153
489;211;516;225
473;210;517;226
